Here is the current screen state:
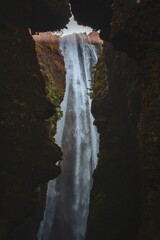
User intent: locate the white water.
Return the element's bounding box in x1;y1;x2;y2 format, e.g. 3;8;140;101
38;33;99;240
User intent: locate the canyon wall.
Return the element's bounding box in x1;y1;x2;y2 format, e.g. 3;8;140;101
33;32;66;138
86;43;140;240
71;0;160;239
0;1;70;240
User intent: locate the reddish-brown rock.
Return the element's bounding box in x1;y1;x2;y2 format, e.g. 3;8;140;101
32;32;60;44
88;31;103;46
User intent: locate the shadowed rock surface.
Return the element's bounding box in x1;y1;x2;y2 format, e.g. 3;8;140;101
0;1;70;240
70;1;160;239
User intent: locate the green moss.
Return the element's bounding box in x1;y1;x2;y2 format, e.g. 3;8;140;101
34;40;65;140
90;47;108;102
46;84;63;138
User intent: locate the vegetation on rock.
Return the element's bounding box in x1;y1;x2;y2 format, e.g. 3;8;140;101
34;38;66;140
90;47;108;102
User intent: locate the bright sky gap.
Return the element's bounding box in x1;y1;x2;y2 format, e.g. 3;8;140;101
52;15;93;36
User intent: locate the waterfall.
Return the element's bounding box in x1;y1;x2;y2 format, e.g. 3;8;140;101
38;33;99;240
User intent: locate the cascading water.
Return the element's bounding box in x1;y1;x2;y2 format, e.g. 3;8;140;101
38;33;99;240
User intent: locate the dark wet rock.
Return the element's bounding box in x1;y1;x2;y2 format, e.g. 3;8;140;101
0;1;69;239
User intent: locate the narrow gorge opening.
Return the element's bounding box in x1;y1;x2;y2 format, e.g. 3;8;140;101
36;19;102;240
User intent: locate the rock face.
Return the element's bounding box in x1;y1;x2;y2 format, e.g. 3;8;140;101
70;0;112;35
88;31;103;46
33;32;65;91
0;1;70;240
33;32;60;44
0;0;71;32
70;0;160;239
0;26;62;240
86;42;140;240
33;32;66;138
